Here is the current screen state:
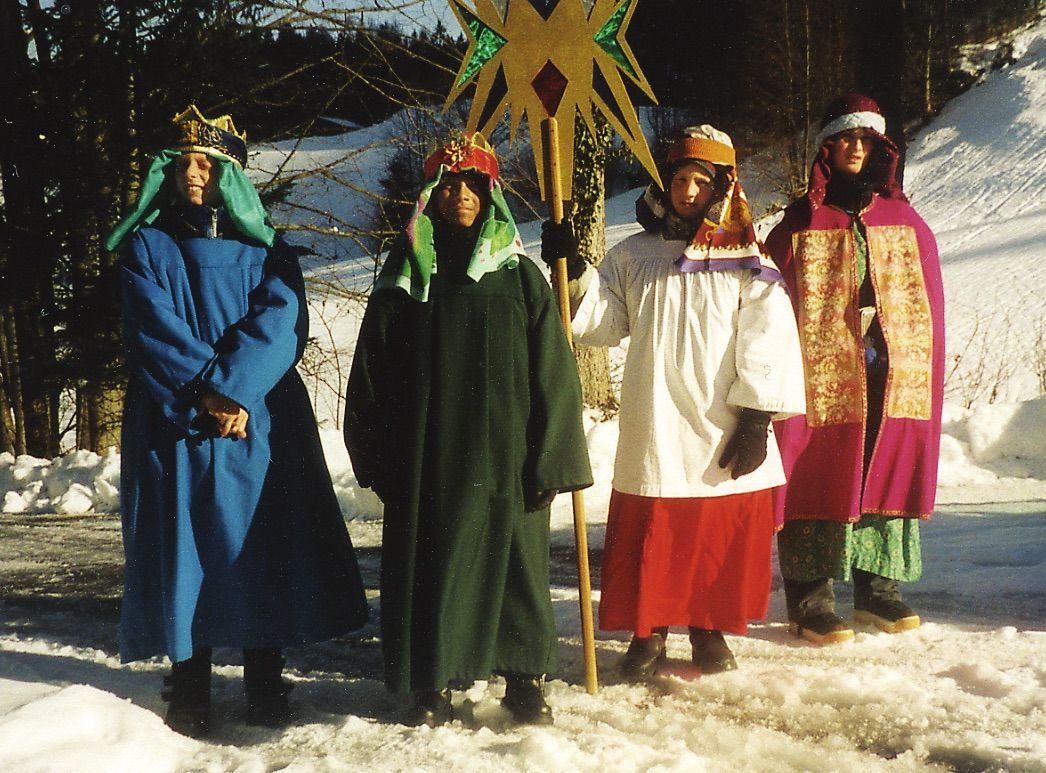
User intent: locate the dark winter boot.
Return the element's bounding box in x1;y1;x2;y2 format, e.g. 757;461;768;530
502;674;554;725
162;648;212;738
244;648;293;728
784;578;855;646
405;689;453;728
853;569;920;633
688;628;737;674
618;627;668;681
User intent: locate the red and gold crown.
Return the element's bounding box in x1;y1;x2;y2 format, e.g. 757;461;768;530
423;131;499;182
171;105;248;167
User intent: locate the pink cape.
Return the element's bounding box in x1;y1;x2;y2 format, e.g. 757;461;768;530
766;195;944;526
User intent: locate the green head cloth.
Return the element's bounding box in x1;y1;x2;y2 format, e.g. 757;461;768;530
375;165;525;302
104;149;276;252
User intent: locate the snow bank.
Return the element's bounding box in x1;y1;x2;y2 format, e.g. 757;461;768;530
935;398;1046;503
0;683;201;773
0;449;120;515
6;397;1046;518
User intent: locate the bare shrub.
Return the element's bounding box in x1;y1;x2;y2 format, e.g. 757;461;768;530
944;306;1018;408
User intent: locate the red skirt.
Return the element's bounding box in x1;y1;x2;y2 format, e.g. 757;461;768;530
599;488;774;636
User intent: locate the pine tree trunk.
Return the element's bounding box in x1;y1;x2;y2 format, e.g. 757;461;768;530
569;114;617;413
802;1;812;163
923;19;934;117
780;0;808;197
76;384;123;453
1;0;62;458
855;0;908;181
62;0;127;453
0;381;15;455
0;311;20;454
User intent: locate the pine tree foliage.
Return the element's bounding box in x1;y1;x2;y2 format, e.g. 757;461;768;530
627;0;1039;197
0;0;463;455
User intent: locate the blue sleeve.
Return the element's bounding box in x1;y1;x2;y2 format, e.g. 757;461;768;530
201;240;309;410
120;232;217;432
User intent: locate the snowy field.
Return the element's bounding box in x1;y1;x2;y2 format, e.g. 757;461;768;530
2;13;1046;773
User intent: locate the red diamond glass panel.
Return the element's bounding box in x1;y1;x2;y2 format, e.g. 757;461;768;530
531;60;568;117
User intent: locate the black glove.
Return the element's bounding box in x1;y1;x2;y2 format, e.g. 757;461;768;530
370;479;391;503
718;408;772;480
540;220;587;280
525;489;558;512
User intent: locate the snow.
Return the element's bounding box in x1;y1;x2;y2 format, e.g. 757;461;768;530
905;14;1046;405
0;450;121;516
2;12;1046;772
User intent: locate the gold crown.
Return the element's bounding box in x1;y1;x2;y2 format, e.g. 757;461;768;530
172;105;248;167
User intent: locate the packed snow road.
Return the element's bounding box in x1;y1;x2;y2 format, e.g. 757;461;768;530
2;509;1044;631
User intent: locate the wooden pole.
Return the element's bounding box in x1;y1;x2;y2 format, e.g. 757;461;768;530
541;116;598;695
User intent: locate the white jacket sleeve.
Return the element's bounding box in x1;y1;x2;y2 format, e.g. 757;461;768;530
727;274;807;419
571;247;631;348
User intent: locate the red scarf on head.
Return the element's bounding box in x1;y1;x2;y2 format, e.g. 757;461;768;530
422;132;499;183
807;132;906;211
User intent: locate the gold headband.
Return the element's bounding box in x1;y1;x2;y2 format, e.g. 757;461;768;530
667;137;736;169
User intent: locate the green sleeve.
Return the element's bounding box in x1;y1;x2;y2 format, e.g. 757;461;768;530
520;260;594;495
344;291;397;492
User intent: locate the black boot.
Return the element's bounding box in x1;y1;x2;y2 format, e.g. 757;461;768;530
502;674;554;725
162;648;212;738
853;569;920;633
784;577;855;645
244;648;293;728
688;628;737;674
405;689;453;727
618;627;667;681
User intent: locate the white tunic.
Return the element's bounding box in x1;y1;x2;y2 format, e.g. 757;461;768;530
572;232;806;498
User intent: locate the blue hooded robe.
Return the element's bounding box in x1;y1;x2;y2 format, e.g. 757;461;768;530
118;204;367;662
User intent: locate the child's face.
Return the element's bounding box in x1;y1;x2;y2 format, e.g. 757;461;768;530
830;129;876;175
669;163;715;221
173;152;220;206
433;172;487;228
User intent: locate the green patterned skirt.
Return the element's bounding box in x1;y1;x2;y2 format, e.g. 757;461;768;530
778;515;922;582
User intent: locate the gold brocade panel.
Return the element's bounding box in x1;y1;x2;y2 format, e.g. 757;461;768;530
867;225;934;420
794;230;864;426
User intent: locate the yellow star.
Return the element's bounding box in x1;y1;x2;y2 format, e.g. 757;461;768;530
445;0;660;199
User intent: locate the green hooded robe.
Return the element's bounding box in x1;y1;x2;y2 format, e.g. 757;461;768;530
345;236;592;693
